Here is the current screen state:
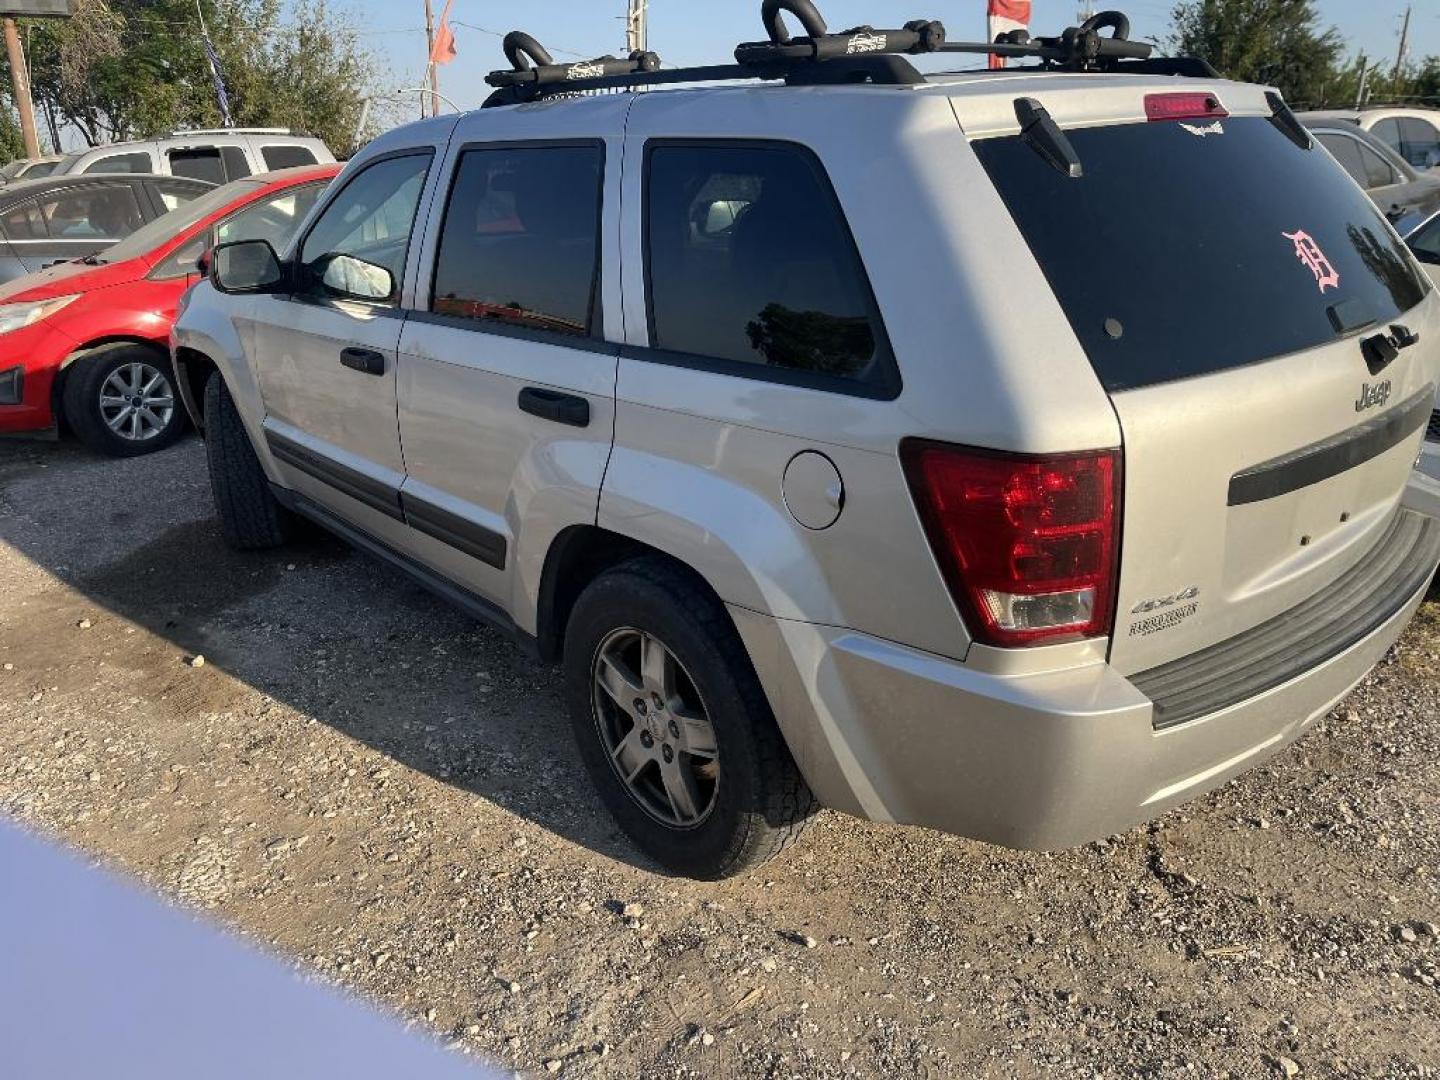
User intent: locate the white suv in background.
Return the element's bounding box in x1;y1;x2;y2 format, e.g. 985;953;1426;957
53;129;335;185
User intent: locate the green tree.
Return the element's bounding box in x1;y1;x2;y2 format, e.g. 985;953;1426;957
1169;0;1343;105
0;96;26;159
20;0;386;154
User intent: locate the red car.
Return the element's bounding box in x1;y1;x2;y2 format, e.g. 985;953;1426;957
0;163;339;455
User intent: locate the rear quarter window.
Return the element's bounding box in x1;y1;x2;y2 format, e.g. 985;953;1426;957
643;141;897;396
974;116;1428;392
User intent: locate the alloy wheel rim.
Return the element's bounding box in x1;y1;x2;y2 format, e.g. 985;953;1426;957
591;627;720;829
98;361;175;442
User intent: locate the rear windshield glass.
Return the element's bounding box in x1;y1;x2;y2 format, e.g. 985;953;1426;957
973;116;1428;393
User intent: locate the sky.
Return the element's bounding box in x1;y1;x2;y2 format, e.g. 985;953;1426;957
353;0;1438;117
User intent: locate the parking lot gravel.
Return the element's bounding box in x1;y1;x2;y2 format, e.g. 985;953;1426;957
2;436;1439;1078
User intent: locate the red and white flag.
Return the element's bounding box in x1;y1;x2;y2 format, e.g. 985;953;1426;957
430;0;457;65
987;0;1031;69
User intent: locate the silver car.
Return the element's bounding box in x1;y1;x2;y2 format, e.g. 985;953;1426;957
171;5;1440;878
1304;118;1440;233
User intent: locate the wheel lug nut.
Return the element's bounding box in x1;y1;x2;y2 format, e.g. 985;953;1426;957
651;693;664;711
668;719;680;739
634;698;647;715
661;744;674;763
640;731;654;748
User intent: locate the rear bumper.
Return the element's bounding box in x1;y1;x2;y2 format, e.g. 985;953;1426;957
732;510;1439;850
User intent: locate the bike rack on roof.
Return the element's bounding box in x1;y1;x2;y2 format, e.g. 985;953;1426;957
481;1;1214;109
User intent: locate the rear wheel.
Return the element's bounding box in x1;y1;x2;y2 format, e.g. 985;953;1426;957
203;373;294;550
62;343;187;457
563;558;816;878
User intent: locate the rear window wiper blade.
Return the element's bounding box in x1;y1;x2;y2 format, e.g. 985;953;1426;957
79;254;107;265
1014;97;1082;178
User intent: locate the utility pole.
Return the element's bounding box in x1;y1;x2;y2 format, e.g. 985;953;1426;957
1076;2;1096;22
1355;55;1370;110
625;0;647;54
422;0;438;118
3;17;39;158
1393;3;1411;82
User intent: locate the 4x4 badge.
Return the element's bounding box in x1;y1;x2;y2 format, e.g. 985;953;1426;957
1282;229;1340;293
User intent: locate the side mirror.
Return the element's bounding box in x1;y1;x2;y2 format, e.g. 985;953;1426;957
313;253;395;303
211;239;284;294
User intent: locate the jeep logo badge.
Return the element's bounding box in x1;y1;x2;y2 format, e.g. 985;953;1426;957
1355;379;1391;413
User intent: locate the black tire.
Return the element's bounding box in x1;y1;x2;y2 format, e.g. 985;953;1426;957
203;373;294;550
563;557;816;878
62;343;188;457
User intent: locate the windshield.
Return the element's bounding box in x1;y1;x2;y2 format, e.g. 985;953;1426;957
974;115;1429;393
102;177;263;263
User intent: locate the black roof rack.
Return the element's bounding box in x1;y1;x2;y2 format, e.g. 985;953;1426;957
482;2;1212;109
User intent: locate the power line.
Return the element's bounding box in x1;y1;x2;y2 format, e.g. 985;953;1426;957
450;20;589;60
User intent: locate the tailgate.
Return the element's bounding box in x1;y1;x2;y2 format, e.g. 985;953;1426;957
969;89;1440;675
1107;330;1435;673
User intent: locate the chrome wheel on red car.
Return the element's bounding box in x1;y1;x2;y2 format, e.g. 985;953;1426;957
98;360;175;443
62;342;187;458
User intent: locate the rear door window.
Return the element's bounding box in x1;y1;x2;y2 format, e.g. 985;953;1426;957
644;141;895;394
1317;133;1368;186
974;116;1428;392
1371;117;1403;155
262;144;319;170
1358;141;1398;188
169;148;226;185
429;144;602;336
221;146;251;180
1398;117;1440;169
80;151;152;174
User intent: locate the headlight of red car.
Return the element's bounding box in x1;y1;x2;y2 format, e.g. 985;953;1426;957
0;294;79;335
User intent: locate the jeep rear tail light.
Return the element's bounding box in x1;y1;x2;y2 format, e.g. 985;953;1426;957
901;442;1122;648
1144;92;1227;122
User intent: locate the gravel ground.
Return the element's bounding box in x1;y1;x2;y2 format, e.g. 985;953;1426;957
2;435;1439;1079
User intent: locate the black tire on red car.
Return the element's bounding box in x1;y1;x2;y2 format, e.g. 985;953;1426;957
203;372;295;551
61;342;189;457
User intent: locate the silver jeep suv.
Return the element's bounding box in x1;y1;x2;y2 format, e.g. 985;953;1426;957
171;3;1440;878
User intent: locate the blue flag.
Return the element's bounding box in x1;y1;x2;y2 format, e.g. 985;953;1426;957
202;34;234;127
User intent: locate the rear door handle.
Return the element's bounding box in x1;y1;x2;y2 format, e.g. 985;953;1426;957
340;347;386;376
518;387;590;427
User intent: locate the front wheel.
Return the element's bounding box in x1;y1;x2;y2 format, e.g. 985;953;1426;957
62;344;188;457
563;558;816;878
